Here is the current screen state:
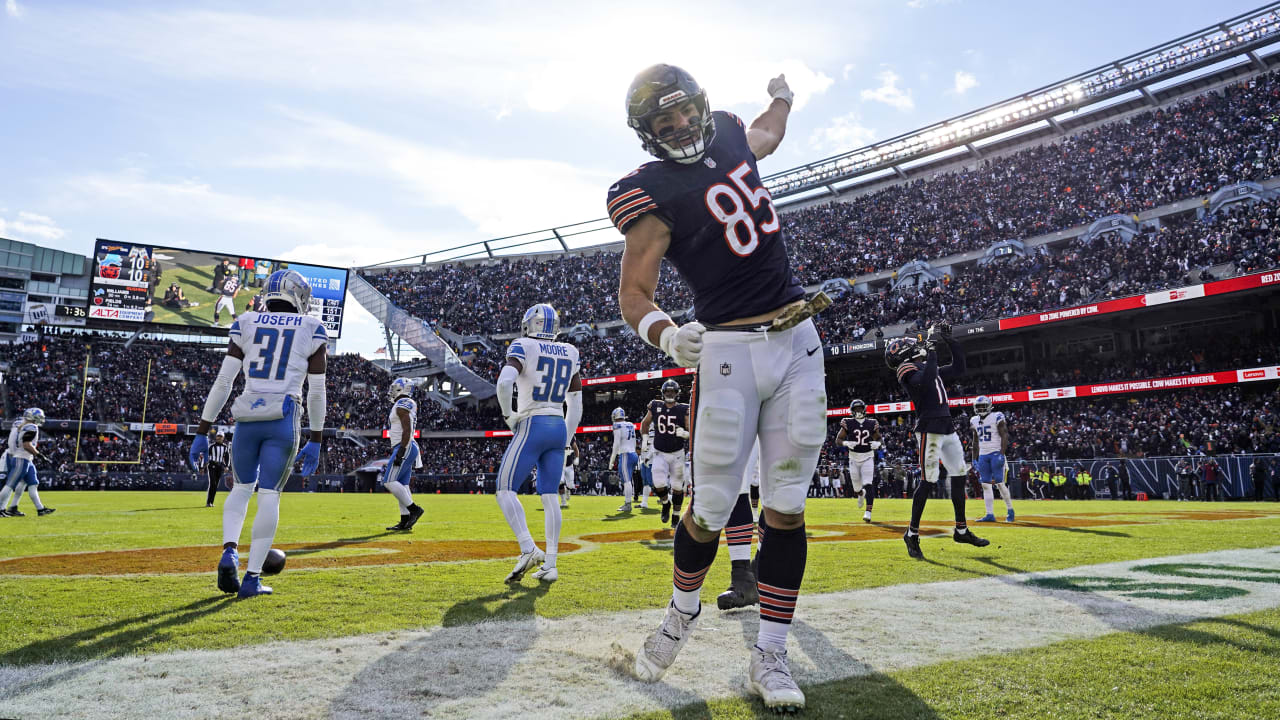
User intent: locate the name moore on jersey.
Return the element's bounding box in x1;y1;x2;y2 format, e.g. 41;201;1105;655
505;337;581;418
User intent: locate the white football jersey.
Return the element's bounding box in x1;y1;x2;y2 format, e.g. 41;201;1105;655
229;311;328;399
8;420;39;460
505;337;581;418
612;421;637;455
970;411;1006;455
641;428;655;460
388;396;417;446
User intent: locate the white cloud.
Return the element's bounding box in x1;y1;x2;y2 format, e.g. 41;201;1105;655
5;0;22;19
0;210;64;242
860;70;914;111
809;112;876;154
842;63;856;81
952;70;979;94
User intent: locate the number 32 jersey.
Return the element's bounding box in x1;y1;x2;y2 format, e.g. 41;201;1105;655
230;311;328;400
606;110;803;325
506;337;581;418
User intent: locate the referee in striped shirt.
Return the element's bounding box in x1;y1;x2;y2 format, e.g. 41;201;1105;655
202;432;230;507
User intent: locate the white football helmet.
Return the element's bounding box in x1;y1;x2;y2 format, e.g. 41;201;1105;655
612;407;626;422
262;269;313;313
388;377;413;400
974;396;992;417
521;303;559;340
23;407;45;426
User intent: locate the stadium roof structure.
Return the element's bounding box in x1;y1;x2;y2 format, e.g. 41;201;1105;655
362;4;1280;269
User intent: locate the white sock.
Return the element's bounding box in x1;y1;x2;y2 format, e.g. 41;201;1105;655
757;619;790;653
624;481;634;503
983;485;995;516
8;481;27;508
728;543;751;562
385;480;412;513
642;485;652;502
222;483;254;546
26;485;44;511
540;493;560;566
997;483;1013;511
496;490;535;553
246;489;280;574
672;587;701;616
0;486;11;507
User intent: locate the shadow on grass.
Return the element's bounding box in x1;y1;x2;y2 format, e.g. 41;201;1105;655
1011;521;1131;538
1139;615;1280;655
0;596;232;700
126;506;207;513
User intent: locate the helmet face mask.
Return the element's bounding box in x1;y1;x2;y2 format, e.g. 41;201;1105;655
521;304;559;340
263;269;312;314
884;336;926;370
974;396;992;417
627;64;716;164
389;378;412;400
661;379;680;402
849;400;866;419
23;407;45;426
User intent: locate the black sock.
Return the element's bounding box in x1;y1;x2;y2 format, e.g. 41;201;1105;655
408;503;420;512
672;519;719;595
910;479;931;532
749;484;760;507
950;476;968;529
725;493;754;549
655;486;670;503
865;482;876;510
223;542;237;551
755;519;806;626
671;491;684;514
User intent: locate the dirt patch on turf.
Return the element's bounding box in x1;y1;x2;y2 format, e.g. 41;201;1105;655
0;539;581;577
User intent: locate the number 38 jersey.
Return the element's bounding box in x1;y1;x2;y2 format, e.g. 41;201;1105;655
229;311;328;400
606;110;804;325
506;337;581;419
647;399;690;453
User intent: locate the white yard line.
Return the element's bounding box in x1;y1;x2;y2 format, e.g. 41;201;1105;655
3;546;1280;720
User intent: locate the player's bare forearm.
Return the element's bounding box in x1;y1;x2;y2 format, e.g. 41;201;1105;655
747;99;790;159
619;215;673;345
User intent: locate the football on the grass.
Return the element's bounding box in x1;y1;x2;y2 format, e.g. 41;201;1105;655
262;548;287;575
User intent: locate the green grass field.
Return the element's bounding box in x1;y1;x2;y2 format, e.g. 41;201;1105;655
2;492;1279;719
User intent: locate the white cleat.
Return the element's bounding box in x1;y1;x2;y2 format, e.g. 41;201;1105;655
633;601;700;682
856;493;865;509
863;510;872;523
748;645;806;713
504;547;545;583
532;564;558;582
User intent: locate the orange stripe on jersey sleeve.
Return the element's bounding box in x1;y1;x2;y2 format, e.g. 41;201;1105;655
609;195;655;225
607;188;644;213
615;203;658;232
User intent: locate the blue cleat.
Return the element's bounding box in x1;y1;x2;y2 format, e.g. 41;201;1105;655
975;513;997;522
1006;509;1016;522
237;572;273;598
217;546;241;594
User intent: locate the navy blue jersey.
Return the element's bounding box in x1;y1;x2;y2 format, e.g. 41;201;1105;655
840;417;879;453
896;338;966;435
606;110;804;325
647;399;690;453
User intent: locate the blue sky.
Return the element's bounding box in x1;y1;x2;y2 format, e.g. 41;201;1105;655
0;0;1267;356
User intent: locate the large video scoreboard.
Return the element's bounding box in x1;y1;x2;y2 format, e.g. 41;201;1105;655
88;240;349;338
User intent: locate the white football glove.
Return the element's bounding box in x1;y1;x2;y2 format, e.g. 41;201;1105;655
842;441;857;450
675;427;690;439
659;322;707;368
768;74;794;108
870;441;882;450
504;411;528;432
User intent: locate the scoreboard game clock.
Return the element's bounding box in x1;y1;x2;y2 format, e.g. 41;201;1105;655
55;304;88;319
86;239;349;337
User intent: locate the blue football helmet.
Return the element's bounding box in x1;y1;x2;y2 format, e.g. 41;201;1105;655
612;407;627;422
849;399;866;419
23;407;45;426
661;379;680;402
626;64;716;164
521;303;559;340
884;336;926;370
388;377;413;400
263;269;313;313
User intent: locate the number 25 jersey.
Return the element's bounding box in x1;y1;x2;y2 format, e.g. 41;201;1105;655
229;311;328;400
606;110;803;325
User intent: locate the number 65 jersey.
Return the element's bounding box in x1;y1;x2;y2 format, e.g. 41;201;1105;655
506;337;581;419
606;110;803;325
229;310;328;401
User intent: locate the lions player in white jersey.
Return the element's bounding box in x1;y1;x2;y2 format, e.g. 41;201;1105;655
496;304;583;584
0;408;54;517
560;437;580;508
383;378;425;531
609;407;639;514
970;396;1014;522
189;269;327;598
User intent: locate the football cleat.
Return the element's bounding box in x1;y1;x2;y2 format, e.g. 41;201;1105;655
1006;509;1016;522
975;513;997;522
505;547;545;584
403;504;425;531
748;645;806;713
633;601;700;682
862;510;871;523
903;531;924;560
856;492;865;509
716;559;759;611
6;508;24;517
532;564;558;582
670;512;679;529
660;502;671;525
617;501;632;514
953;529;990;547
237;572;272;598
218;546;241;594
37;507;55;516
386;517;407;531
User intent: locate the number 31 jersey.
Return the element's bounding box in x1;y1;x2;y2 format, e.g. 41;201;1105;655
230;311;328;400
506;337;581;418
606;110;803;325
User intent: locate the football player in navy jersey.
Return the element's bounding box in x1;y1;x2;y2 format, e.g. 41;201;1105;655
885;323;989;560
639;379;690;527
612;64;825;712
835;399;881;522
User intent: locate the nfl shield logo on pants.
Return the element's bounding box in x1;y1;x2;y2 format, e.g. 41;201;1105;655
720;363;732;376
